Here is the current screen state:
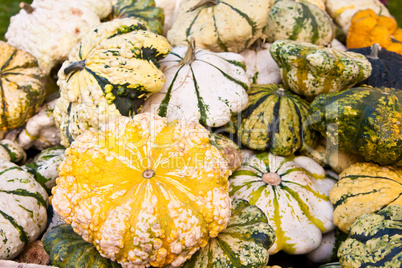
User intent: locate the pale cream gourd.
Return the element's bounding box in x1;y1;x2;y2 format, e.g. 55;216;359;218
154;0;184;36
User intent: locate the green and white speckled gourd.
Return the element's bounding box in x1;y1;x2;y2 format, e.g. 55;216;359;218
5;0;113;74
167;0;273;53
180;199;276;268
0;159;48;259
141;42;250;127
229;152;336;254
154;0;184;35
54;18;171;147
265;0;335;46
0;140;26;165
269;40;372;99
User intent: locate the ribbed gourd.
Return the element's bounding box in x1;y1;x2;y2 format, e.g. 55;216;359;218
0;139;27;165
329;162;402;233
53;18;171;147
269;40;372;100
51;113;232;267
237;84;318;155
182;199;276;268
229;152;336;254
308;85;402;166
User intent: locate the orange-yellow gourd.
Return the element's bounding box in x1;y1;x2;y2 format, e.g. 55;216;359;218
51;113;232;267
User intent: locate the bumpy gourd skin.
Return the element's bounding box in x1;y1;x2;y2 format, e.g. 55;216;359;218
51;113;232;268
270;40;372;99
54;18;171;147
308;86;402;166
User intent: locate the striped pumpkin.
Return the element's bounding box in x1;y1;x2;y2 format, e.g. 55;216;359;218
229;152;336;254
265;0;335;46
0;159;48;259
0;139;26;165
54;18;171;147
182;199;276;268
338;205;402;267
141;44;250;127
167;0;272;53
238;84;318;155
329;162;402;233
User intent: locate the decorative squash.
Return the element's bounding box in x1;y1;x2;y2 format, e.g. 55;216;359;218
338;205;402;268
318;263;341;268
42;224;121;268
51;113;232;267
0;139;26;164
154;0;184;35
209;133;242;172
0;159;48;259
349;43;402;90
237;84;318;155
229;152;336;254
308;86;402;166
325;0;391;34
182;199;276;268
240;41;282;84
167;0;272;53
141;43;250;128
5;0;112;74
22;146;65;195
329;162;402;233
17;240;49;265
107;0;164;35
54;18;171;147
307;228;348;264
0;41;46;131
265;0;335;46
269;40;372;100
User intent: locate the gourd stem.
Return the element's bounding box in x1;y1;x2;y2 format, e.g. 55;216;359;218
142;169;155;179
19;2;34;14
275;87;286;97
64;60;86;75
262;172;281;186
368;43;380;60
189;0;219;11
181;39;196;65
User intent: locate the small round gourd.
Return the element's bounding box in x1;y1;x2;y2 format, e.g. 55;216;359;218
0;139;26;164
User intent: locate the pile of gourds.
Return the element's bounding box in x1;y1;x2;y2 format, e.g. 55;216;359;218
0;0;401;267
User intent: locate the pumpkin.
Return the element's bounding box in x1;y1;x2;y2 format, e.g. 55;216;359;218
0;139;26;165
269;40;372;100
265;0;335;46
107;0;165;35
0;41;46;131
182;199;276;268
22;146;65;195
229;152;336;254
209;133;242;172
53;18;171;147
0;159;48;259
349;43;402;90
18;97;61;150
329;162;402;233
5;0;112;74
51;113;232;267
237;84;318;155
240;40;282;84
141;43;250;128
325;0;391;34
42;224;121;268
337;205;402;267
167;0;272;53
308;86;402;166
154;0;184;35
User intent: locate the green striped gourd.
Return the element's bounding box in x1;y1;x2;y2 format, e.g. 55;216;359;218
0;139;26;165
54;18;171;147
107;0;164;35
229;152;336;254
0;41;46;131
329;162;402;233
265;0;335;46
182;199;276;268
318;263;341;268
42;224;121;268
167;0;272;53
209;133;242;172
22;146;65;195
238;84;318;155
338;205;402;268
141;43;250;127
308;86;402;166
0;159;48;259
269;40;372;100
